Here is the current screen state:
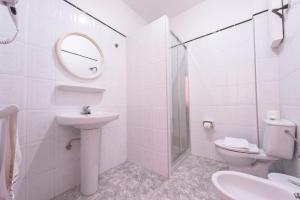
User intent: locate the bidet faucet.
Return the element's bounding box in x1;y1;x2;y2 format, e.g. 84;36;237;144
81;106;91;115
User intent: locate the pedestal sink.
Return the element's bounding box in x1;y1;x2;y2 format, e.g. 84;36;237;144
56;112;119;196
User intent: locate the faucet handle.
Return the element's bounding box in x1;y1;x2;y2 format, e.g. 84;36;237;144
81;105;91;115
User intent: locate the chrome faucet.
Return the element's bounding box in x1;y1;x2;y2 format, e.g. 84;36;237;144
81;106;91;115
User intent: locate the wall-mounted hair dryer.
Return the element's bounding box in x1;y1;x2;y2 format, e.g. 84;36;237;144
0;0;19;44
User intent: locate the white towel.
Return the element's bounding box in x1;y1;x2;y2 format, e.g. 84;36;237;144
223;137;249;150
0;108;21;200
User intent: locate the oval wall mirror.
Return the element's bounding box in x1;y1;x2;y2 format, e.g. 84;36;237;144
56;33;104;80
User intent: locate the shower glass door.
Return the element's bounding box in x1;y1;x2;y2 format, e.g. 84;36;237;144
170;32;190;163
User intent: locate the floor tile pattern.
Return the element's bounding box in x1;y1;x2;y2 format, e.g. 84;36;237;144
53;155;227;200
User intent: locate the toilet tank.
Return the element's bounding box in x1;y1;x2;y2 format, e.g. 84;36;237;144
263;119;296;160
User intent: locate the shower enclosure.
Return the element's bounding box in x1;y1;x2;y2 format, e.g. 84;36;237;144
170;32;190;163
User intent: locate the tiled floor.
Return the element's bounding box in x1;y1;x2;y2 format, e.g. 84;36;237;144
53;154;227;200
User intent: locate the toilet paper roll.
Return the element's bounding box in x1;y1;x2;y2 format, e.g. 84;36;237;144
203;121;214;129
267;110;280;120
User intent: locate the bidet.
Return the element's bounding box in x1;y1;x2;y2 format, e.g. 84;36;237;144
212;171;294;200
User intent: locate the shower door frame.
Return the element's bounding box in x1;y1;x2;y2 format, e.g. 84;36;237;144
169;31;191;166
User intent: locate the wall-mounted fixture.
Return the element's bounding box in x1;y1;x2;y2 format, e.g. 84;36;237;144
268;0;293;48
268;0;284;48
81;106;91;115
0;0;19;44
203;120;214;130
56;84;105;93
66;138;80;150
56;32;104;80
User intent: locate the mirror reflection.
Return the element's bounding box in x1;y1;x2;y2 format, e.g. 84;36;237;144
56;33;104;79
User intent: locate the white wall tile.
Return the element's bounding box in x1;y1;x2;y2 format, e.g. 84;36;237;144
26;78;55;109
26;111;55;143
26;140;54;177
0;75;26;108
0;42;26;76
27;46;55;80
53;162;80;196
280;69;300;106
127;16;170;177
54;89;103;108
256;58;279;82
26;171;54;200
258;82;280;105
27;13;57;49
18;110;27;145
100;145;126;173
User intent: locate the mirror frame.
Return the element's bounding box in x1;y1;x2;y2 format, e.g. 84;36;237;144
55;32;104;80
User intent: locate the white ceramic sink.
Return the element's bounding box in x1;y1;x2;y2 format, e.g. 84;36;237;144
56;112;119;130
56;111;119;196
212;171;294;200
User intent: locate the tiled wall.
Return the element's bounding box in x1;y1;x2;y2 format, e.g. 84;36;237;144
68;0;147;36
127;16;170;177
0;0;128;199
187;22;258;161
277;3;300;177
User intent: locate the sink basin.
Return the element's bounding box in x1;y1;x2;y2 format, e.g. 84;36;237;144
212;171;294;200
56;111;119;196
56;112;119;129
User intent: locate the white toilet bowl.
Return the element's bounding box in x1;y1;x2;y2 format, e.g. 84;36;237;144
212;171;294;200
214;139;278;177
214;119;296;178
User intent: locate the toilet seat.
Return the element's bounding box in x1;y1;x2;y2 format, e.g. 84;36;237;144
215;139;259;154
214;139;278;161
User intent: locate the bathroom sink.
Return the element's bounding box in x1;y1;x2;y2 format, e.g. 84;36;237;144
56;112;119;129
56;111;119;196
212;171;294;200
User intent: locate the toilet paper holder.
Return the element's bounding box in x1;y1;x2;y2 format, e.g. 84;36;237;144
203;120;214;128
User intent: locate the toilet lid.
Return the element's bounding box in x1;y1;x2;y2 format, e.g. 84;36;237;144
268;173;300;192
215;139;259;154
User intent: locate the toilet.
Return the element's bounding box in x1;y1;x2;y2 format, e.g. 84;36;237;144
214;119;296;178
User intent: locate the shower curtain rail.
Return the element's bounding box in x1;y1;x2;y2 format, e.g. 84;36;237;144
171;9;268;48
170;31;187;49
272;3;289;19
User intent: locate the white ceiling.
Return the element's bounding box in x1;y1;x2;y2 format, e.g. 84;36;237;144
122;0;205;22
